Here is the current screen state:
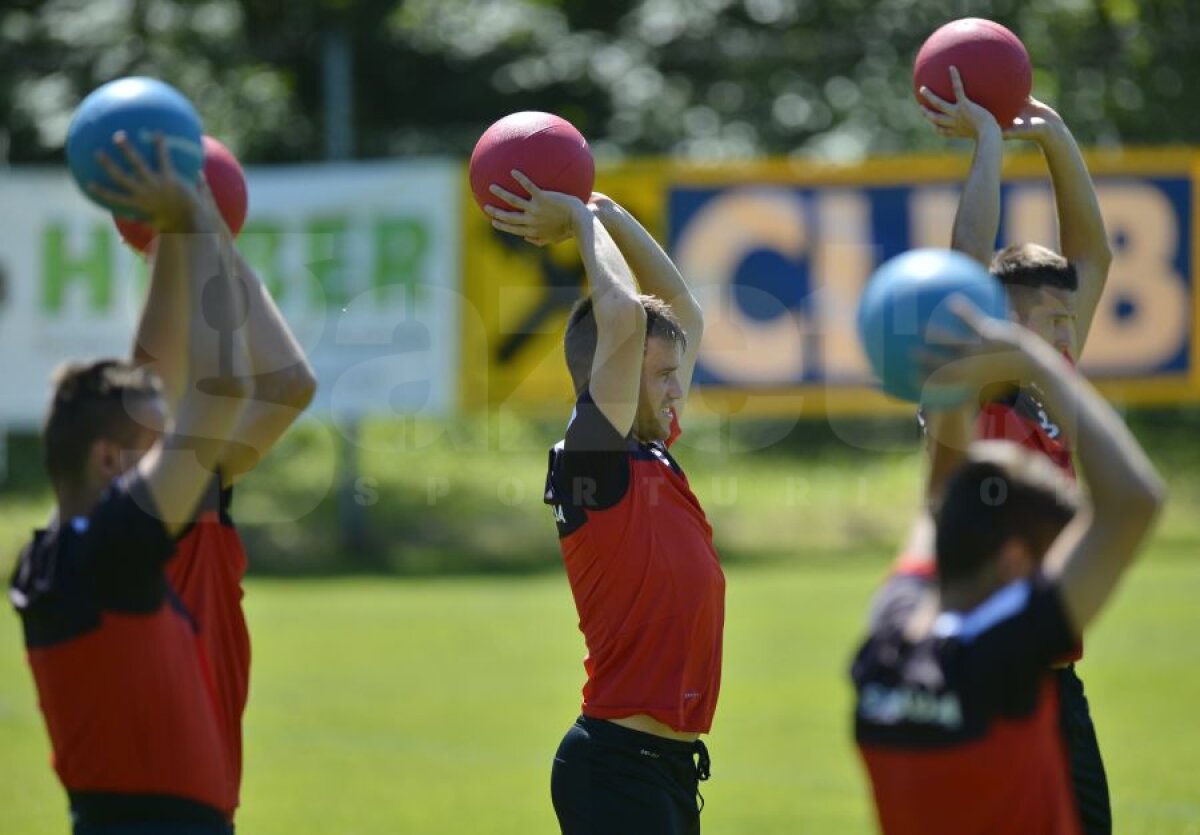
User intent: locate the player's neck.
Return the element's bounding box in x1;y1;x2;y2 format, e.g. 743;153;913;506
55;484;104;525
939;579;1001;614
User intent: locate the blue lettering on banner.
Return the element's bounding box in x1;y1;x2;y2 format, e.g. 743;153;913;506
668;178;1192;390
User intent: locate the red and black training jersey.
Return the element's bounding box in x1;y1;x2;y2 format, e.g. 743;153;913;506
544;391;726;734
166;477;250;810
912;386;1083;660
9;473;234;826
976;386;1075;480
852;574;1082;835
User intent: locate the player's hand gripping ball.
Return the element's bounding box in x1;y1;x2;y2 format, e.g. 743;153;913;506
913;18;1032;126
114;135;248;253
469;112;594;213
857;249;1010;407
66;76;204;218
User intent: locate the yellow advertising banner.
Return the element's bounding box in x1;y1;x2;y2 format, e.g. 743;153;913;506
461;149;1200;418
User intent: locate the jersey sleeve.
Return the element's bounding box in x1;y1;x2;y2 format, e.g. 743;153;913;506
942;577;1078;711
545;390;631;525
563;389;629;453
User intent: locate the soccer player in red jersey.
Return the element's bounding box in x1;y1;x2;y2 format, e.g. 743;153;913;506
912;67;1116;833
10;135;254;833
486;172;723;835
853;298;1164;835
128;140;315;814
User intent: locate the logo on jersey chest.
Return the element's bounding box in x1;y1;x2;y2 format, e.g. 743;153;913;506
1018;391;1062;441
1035;407;1061;440
859;683;963;729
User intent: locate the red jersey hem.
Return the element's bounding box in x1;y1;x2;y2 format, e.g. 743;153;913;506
581;705;711;735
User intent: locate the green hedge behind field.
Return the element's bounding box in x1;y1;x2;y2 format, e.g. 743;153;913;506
3;409;1198;577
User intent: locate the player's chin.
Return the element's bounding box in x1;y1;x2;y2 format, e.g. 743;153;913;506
653;415;673;441
636;418;669;442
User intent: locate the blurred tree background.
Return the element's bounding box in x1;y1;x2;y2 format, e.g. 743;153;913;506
2;0;1198;576
1;0;1194;166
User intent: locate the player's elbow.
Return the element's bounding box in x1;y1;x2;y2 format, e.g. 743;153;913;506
596;292;648;341
1127;471;1167;523
202;373;255;403
291;366;318;410
253;364;318;410
1102;472;1166;543
277;364;318;410
131;345;155;368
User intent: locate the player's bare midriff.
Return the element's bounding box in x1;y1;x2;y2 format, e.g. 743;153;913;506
609;713;701;742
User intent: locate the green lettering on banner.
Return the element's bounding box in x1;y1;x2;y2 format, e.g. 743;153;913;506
373;216;429;303
306;216;350;309
41;223;112;313
238;221;287;301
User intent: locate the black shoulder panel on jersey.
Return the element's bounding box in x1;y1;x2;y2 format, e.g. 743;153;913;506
853;576;1076;749
12;527;103;649
545;391;634;538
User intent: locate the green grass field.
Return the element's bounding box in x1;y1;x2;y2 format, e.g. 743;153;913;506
2;413;1199;833
2;552;1199;834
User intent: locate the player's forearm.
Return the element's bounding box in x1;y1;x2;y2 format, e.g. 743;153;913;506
1029;335;1163;634
211;395;309;482
231;248;317;402
133;235;191;408
1026;342;1163;514
592;200;703;335
182;228;251;390
1039;122;1112;270
951;128;1003;267
169;231;253;474
923;405;975;508
573;203;642;322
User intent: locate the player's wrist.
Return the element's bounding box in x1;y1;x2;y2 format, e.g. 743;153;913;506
974;120;1003;144
567;200;593;235
155;189;211;234
155;209;198;235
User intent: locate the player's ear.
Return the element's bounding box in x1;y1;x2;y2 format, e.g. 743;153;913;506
87;438;122;482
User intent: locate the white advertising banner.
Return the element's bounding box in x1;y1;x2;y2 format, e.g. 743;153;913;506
0;160;461;429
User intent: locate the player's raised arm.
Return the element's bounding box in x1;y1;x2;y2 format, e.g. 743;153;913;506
1004;98;1113;353
126;153;315;488
102;131;190;411
93;134;254;536
589;194;703;409
921;403;975;508
130;216;188;410
920;66;1003;267
1017;330;1161;632
937;300;1165;633
212;241;316;486
488;171;645;436
143;209;253;535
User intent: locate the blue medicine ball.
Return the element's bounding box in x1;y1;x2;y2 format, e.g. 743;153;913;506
857;248;1009;406
65;77;204;218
